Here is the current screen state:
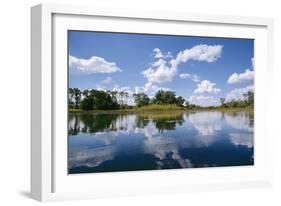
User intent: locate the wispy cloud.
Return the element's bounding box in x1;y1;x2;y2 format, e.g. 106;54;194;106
95;76;114;91
179;73;200;82
101;76;113;85
153;48;173;59
229;133;253;148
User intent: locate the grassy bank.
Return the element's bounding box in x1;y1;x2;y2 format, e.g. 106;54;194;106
69;104;181;114
69;104;253;114
186;106;254;113
133;104;183;111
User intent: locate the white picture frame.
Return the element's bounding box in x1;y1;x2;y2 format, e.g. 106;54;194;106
31;3;274;202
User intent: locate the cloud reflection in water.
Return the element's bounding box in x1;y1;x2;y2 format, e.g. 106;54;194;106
68;111;254;173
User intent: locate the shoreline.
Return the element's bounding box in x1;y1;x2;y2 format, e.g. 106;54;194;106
69;107;254;114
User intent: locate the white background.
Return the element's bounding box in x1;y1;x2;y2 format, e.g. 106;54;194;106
0;0;280;205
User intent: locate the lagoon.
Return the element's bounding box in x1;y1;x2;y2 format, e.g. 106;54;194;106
68;111;254;174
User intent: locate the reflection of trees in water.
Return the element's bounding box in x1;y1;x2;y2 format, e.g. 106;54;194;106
68;114;80;135
137;112;184;132
188;111;253;146
249;112;254;128
69;113;137;135
80;114;119;133
223;112;254;131
69;111;253;136
113;115;136;132
68;112;185;135
69;111;254;172
135;116;149;128
68;113;119;135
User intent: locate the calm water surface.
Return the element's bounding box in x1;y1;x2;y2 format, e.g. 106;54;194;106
68;111;254;174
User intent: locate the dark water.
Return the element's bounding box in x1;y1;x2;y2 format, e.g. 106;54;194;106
68;111;254;174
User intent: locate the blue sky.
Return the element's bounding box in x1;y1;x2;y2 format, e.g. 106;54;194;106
69;31;254;106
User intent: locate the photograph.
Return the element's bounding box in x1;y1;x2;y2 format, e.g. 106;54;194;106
67;31;254;174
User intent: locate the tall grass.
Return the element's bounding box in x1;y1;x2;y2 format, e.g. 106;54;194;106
134;104;182;111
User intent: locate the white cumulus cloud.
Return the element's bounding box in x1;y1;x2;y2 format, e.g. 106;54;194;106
142;45;223;93
227;69;254;84
140;44;223;96
69;55;122;74
142;59;177;85
194;80;221;94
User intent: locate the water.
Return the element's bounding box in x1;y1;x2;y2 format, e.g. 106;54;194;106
68;111;254;174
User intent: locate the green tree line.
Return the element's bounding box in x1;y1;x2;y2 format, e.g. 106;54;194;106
69;88;254;111
219;91;254;108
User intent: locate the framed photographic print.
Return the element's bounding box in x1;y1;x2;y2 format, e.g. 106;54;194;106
31;3;274;201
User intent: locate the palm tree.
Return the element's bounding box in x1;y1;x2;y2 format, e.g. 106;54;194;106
243;93;247;102
247;91;254;105
110;91;118;103
73;88;82;108
220;98;225;106
82;89;89;98
106;90;111;96
119;91;125;105
124;92;129;105
68;88;74;103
